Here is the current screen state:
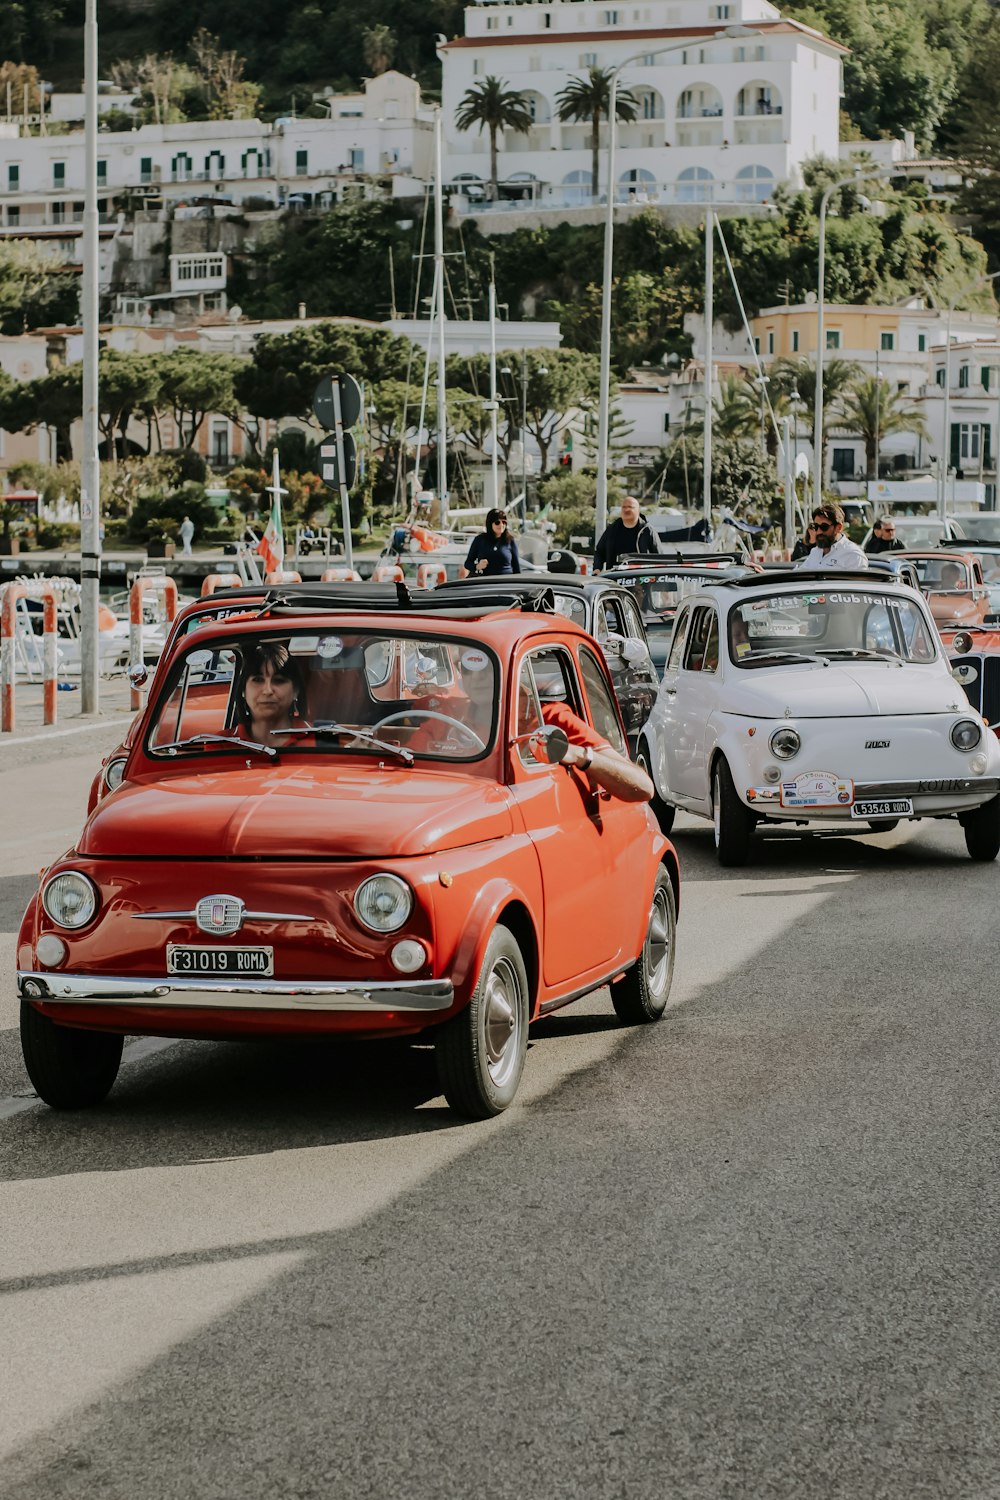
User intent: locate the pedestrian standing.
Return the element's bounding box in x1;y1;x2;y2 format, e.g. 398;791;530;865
460;509;521;578
594;496;659;571
179;515;195;557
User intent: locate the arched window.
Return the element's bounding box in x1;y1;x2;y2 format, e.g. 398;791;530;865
561;168;592;204
735;82;782;117
205;151;225;180
171;152;193;182
617;167;656;202
521;90;551;124
676;166;714;203
241;148;263;179
635;87;664;121
676;84;723;120
735;164;774;203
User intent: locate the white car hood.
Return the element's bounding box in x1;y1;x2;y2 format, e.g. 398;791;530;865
722;663;965;719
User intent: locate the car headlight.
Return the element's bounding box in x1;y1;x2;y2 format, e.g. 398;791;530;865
102;756;127;793
951;718;983;752
769;727;801;760
354;874;413;933
41;871;99;930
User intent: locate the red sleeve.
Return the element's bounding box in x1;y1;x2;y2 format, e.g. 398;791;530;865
541;701;607;750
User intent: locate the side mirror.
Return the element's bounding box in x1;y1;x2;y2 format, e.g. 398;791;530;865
127;662;149;690
538;726;569;763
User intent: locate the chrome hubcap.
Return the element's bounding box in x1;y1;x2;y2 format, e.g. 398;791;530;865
645;888;672;997
483;956;522;1087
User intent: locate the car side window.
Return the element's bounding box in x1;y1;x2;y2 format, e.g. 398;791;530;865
600;597;626;638
684;606;719;673
620;594;645;642
666;606;690;674
516;647;580;767
579;647;627;755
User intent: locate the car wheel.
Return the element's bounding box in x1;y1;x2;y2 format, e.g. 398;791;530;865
866;819;899;833
713;757;757;868
611;868;676;1024
434;925;529;1119
961;795;1000;861
20;1001;123;1109
635;745;675;833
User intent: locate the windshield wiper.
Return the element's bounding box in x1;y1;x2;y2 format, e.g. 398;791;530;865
312;722;414;766
741;650;825;667
158;733;277;759
815;647;897;661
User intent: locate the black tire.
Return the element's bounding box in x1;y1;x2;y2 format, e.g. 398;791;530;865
713;756;757;868
20;1001;123;1109
635;744;675;834
434;926;529;1119
866;819;899;833
612;868;676;1024
961;795;1000;861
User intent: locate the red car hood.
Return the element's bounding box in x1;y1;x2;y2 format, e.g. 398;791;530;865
79;764;514;859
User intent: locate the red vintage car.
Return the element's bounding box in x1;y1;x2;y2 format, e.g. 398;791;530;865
21;597;678;1119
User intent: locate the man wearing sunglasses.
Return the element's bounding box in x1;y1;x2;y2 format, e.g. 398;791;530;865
796;502;868;570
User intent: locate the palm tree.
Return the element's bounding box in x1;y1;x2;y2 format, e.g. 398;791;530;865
555;67;638;198
838;376;928;480
769;355;862;470
361;25;396;77
455;76;534;199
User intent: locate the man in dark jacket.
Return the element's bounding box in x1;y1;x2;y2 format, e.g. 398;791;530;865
594;496;659;571
865;517;903;554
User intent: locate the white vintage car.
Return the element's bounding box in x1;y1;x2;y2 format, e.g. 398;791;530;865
637;569;1000;866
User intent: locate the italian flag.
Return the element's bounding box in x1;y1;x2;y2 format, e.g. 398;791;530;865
256;454;285;574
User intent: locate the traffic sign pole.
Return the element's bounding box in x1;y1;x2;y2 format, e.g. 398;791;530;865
331;380;354;572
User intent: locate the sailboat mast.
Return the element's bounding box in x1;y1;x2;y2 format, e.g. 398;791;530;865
434;110;448;526
489;271;499;511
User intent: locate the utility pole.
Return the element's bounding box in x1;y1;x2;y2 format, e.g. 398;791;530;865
782;415;794;554
703;209;713;534
80;0;101;714
433;110;448;526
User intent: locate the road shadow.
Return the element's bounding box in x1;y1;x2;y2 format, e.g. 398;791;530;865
3;818;1000;1500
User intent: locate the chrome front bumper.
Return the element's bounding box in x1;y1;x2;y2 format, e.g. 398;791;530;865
745;775;1000;811
18;972;454;1013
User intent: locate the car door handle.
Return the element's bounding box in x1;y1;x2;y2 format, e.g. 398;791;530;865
663;688;676;698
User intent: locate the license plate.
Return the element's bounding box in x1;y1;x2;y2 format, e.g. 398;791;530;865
167;945;274;976
850;799;913;819
779;772;854;809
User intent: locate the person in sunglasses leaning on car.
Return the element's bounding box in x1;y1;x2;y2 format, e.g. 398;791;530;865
795;502;869;571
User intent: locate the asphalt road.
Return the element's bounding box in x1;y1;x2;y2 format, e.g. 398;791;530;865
1;737;998;1500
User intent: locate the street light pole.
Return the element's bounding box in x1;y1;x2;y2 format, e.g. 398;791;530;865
703;208;713;534
595;24;759;543
80;0;100;713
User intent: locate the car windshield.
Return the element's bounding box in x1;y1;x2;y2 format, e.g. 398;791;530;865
905;557;974;592
146;628;499;761
891;522;951;548
614;572;704;636
956;514;1000;543
728;589;938;666
549;592;587;627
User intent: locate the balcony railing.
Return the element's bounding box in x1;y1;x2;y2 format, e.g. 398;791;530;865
454;176;778;215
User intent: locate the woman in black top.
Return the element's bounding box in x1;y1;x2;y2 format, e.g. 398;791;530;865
460;509;521;577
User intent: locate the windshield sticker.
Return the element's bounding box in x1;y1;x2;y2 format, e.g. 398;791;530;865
288;635;320;655
318;635;344;658
736;641;752;657
461;649;489;673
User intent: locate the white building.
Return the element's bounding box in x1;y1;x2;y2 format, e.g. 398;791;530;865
0;72;434;235
439;0;844;211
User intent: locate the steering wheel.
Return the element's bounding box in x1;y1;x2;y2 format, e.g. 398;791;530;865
373;709;486;753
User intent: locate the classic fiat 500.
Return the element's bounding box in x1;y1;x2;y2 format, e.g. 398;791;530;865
638;570;1000;866
21;599;678;1119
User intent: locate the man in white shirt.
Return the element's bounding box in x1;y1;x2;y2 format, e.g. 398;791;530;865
796;503;869;570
